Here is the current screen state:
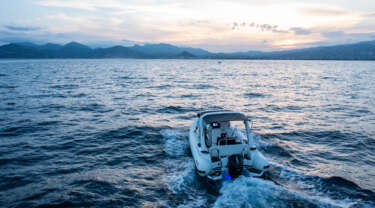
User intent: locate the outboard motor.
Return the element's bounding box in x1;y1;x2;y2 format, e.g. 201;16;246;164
228;155;243;178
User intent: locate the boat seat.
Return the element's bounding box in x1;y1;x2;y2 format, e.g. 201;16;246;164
217;133;227;145
221;122;236;138
209;127;222;147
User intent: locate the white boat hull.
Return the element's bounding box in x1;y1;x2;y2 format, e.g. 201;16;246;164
189;115;269;180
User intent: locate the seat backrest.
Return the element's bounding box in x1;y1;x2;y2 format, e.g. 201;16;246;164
221;121;234;137
210;128;222;146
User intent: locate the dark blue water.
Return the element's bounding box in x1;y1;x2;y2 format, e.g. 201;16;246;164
0;59;374;208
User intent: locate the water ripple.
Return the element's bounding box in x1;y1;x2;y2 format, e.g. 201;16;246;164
0;59;374;208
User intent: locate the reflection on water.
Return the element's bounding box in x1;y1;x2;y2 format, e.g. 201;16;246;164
0;59;374;207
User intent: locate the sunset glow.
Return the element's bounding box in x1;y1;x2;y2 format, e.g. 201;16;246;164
1;0;375;52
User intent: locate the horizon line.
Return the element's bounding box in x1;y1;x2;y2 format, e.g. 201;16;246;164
1;39;375;54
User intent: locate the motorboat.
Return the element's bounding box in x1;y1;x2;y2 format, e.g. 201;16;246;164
189;110;269;180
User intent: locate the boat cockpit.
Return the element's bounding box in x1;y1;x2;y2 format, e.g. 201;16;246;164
203;121;244;148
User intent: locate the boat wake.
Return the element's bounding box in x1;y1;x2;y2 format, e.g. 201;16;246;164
160;129;210;207
159;128;375;208
214;176;357;208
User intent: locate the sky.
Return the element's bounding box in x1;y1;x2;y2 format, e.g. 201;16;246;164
1;0;375;52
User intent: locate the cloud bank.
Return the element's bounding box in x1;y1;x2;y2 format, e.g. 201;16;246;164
5;25;40;31
0;0;374;51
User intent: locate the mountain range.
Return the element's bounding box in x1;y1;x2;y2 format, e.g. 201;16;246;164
1;40;375;60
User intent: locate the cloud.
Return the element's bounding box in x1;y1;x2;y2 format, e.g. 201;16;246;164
232;22;287;33
232;22;239;30
35;0;98;11
35;0;183;14
122;39;145;46
289;27;311;35
3;0;373;52
232;22;311;35
0;31;33;43
301;8;348;16
272;28;289;34
258;24;276;31
4;25;40;31
0;28;118;46
187;37;276;52
9;11;185;45
363;12;375;17
322;31;375;39
178;20;225;34
322;31;345;38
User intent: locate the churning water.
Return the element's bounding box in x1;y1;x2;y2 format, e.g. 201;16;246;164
0;59;374;208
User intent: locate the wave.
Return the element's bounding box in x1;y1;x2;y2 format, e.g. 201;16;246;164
0;85;17;89
160;128;211;207
213;175;360;208
266;163;375;207
160;129;189;157
49;84;80;90
159;127;375;208
157;106;199;114
244;92;267;98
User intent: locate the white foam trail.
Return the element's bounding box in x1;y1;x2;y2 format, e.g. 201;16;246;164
164;159;195;193
160;129;189;156
253;133;273;149
213;176;356;208
162;158;208;208
160;129;208;208
176;198;206;208
157;197;206;208
159;129;361;208
275;163;360;207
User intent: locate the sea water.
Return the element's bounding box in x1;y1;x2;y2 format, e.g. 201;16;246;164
0;59;374;207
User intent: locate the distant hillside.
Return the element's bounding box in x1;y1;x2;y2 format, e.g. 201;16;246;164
129;43;210;57
0;44;51;58
0;40;375;60
263;40;375;60
94;46;146;58
0;42;209;59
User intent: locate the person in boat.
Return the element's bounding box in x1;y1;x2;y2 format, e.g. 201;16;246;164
204;121;243;148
